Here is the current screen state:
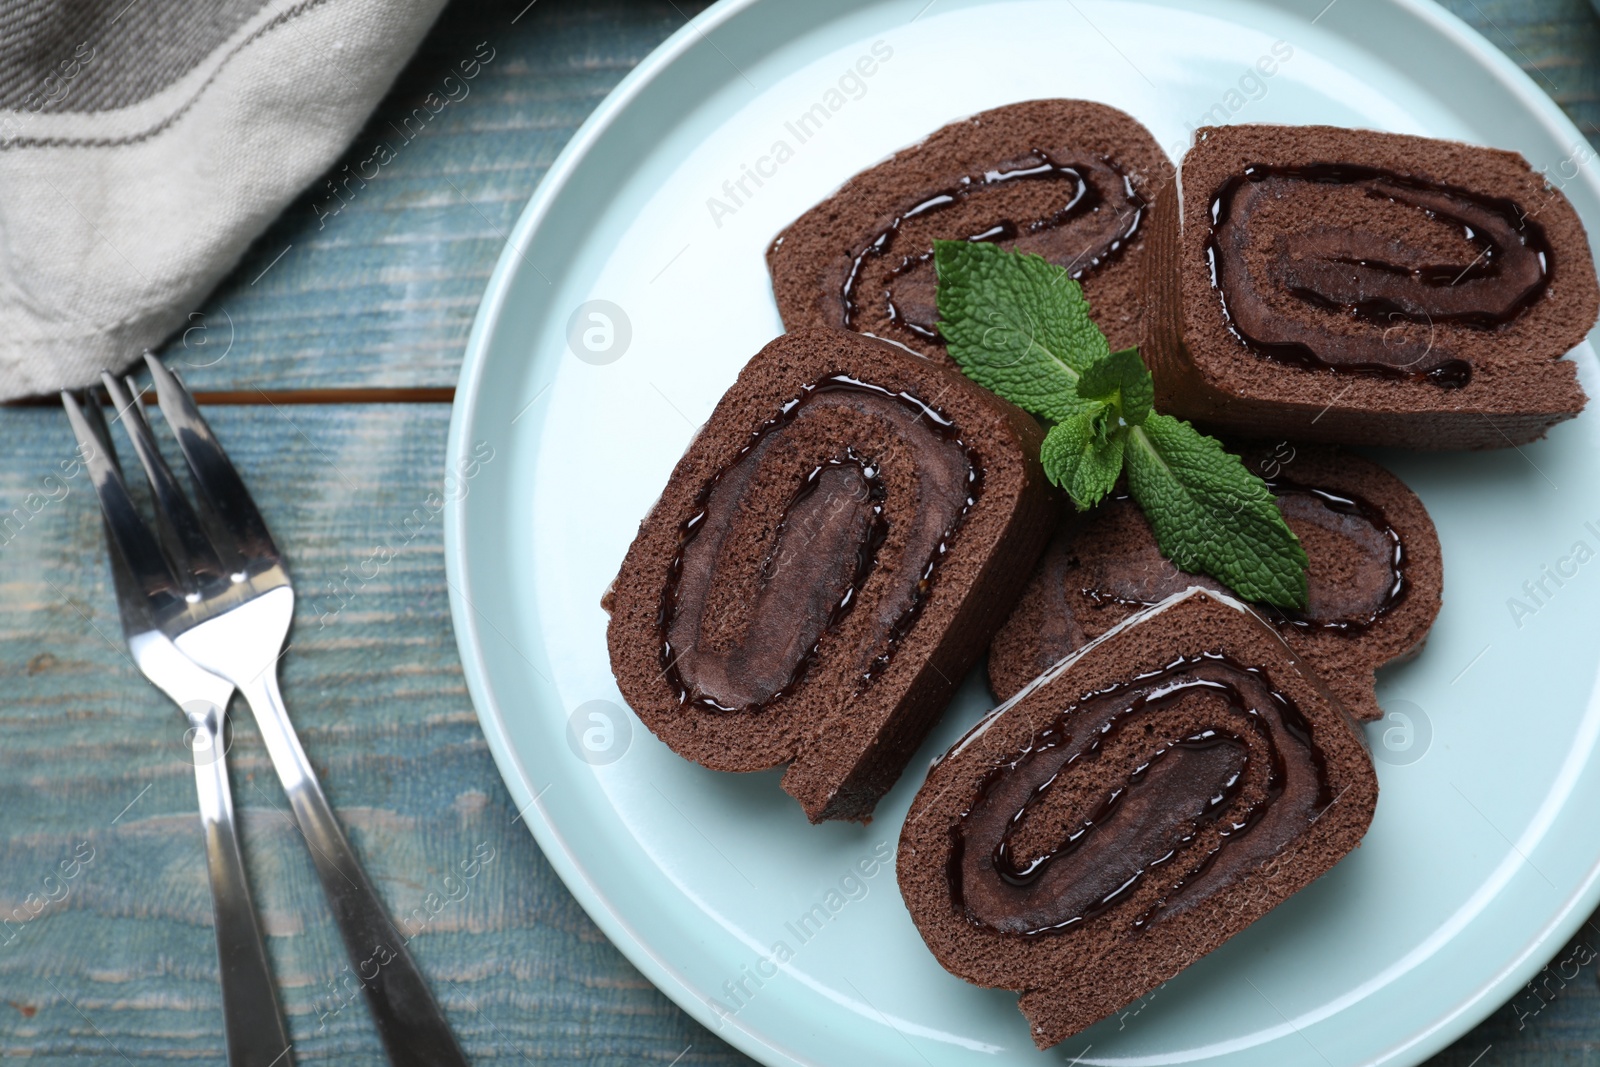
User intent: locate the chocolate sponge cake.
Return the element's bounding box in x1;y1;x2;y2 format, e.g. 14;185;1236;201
899;587;1378;1048
768;99;1168;359
1143;124;1598;449
989;444;1441;723
606;328;1056;822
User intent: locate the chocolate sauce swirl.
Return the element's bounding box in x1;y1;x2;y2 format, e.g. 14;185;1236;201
949;653;1331;936
1206;163;1553;388
659;376;980;713
1076;483;1405;635
1260;482;1406;633
838;151;1145;343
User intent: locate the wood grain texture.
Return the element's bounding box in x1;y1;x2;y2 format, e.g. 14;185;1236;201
149;0;1600;396
6;0;1600;1064
162;0;714;394
1439;0;1600;141
0;404;741;1065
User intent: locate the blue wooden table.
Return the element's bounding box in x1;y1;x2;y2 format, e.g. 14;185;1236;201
2;1;1597;1063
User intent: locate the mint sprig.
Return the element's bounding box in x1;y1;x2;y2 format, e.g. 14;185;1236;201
934;240;1308;610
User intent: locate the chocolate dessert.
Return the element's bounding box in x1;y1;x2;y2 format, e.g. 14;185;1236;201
989;444;1441;722
768;99;1168;359
606;328;1056;822
899;588;1378;1048
1143;124;1599;448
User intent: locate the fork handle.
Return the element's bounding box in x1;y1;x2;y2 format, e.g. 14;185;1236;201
238;671;470;1067
189;705;294;1067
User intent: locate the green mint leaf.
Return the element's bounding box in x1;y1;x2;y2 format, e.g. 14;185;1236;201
1124;414;1309;610
1077;347;1154;424
933;240;1110;422
1040;407;1126;511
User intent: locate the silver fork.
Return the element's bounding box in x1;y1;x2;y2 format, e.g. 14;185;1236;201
67;388;292;1067
63;356;470;1067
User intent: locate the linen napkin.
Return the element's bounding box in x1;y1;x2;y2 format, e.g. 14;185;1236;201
0;0;448;400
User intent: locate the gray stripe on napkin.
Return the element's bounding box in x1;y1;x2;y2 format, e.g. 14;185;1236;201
0;0;271;113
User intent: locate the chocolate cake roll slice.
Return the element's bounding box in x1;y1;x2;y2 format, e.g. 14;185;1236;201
900;587;1378;1048
1144;124;1599;449
606;328;1056;822
768;99;1168;359
989;445;1442;722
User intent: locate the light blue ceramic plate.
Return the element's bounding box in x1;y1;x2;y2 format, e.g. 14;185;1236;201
444;1;1600;1063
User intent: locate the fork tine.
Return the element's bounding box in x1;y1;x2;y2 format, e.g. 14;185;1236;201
145;355;280;565
72;385;121;476
61;391;186;616
102;373;231;582
72;392;154;637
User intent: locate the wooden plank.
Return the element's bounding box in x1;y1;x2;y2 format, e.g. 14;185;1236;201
5;400;1600;1061
146;0;1600;396
0;402;745;1065
159;0;712;396
1440;0;1600;141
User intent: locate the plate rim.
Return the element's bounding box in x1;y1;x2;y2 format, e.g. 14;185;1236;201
443;2;1600;1064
